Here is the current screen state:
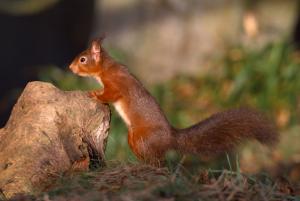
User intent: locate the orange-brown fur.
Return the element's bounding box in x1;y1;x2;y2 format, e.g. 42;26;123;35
69;38;279;164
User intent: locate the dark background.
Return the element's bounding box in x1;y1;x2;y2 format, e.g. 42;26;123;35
0;0;95;126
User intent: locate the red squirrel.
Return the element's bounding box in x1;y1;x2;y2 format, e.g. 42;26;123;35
69;38;278;164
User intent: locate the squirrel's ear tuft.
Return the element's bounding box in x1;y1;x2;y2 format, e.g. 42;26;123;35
97;34;106;43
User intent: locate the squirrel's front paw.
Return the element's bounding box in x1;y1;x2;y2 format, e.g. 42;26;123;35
87;91;99;100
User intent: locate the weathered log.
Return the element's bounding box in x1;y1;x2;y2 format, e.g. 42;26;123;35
0;81;110;199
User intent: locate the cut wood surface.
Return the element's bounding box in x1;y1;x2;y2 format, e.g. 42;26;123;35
0;81;110;199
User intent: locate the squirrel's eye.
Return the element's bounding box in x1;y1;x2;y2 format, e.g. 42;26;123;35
80;56;87;64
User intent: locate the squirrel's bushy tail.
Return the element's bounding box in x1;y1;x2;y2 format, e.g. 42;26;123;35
174;108;279;157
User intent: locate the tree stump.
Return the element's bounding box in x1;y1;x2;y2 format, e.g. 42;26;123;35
0;81;110;199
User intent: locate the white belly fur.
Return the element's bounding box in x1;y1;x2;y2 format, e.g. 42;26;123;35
93;76;130;126
113;101;131;126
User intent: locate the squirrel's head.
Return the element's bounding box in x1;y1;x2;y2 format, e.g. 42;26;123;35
69;37;105;76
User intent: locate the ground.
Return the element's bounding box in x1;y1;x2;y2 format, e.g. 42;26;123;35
9;162;299;201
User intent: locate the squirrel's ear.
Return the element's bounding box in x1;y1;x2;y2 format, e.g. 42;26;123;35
90;35;105;53
90;35;106;62
91;40;101;54
90;40;101;62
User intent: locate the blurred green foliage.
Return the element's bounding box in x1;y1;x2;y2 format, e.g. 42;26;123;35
223;41;300;126
38;41;300;162
154;41;300;128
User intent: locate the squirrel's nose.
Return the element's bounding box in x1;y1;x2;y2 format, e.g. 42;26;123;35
69;63;77;72
69;62;74;69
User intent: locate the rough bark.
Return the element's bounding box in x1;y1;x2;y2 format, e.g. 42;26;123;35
0;81;110;199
